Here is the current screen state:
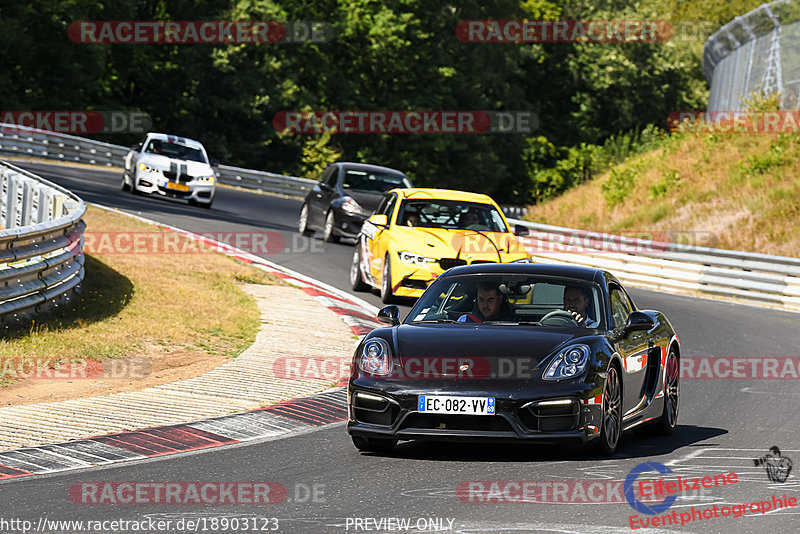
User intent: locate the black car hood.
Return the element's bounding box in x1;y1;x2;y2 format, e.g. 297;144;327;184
393;324;580;379
347;190;383;211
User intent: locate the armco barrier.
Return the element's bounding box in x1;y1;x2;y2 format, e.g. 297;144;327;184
510;219;800;312
0;123;316;198
0;161;86;322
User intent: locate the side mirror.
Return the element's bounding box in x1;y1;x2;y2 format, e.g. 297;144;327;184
625;310;654;332
368;214;388;227
319;181;331;191
130;144;140;151
514;224;530;237
209;158;220;167
377;305;400;326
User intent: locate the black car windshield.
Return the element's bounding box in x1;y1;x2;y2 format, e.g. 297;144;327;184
342;170;411;193
396;200;508;232
145;139;208;163
407;274;604;328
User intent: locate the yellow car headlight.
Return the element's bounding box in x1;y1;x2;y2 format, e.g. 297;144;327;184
195;175;216;184
398;251;437;265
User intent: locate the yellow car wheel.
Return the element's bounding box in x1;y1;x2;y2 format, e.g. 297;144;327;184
380;254;396;304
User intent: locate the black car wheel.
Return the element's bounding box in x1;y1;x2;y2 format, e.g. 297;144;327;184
654;350;679;435
351;246;370;291
380;255;396;304
351;435;397;453
596;364;621;456
298;204;313;235
121;174;131;192
323;211;340;243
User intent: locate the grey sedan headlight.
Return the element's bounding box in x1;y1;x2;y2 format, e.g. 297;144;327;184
341;196;370;216
358;338;393;376
543;345;590;380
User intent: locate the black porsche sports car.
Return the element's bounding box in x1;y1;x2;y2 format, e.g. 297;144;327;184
347;263;680;455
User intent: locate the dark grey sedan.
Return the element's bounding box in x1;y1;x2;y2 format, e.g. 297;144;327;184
298;162;412;242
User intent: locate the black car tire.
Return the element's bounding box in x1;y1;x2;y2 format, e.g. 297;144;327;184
351;435;397;453
595;364;622;456
298;204;313;235
323;211;340;243
380;255;396;304
121;174;131;192
654;350;679;435
351;246;370;292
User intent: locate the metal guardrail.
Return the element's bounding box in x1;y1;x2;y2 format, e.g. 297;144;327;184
702;0;800;110
0;161;86;323
510;219;800;312
0;124;316;198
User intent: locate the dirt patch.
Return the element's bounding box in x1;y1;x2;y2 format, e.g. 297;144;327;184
0;349;231;407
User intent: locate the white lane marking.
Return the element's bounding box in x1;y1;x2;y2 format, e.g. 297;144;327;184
665;448;707;466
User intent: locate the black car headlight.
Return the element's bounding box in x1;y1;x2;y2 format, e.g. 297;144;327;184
358;338;393;376
543;345;590;380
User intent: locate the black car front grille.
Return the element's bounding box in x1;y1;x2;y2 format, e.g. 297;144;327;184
162;170;194;183
439;258;467;270
352;394;400;427
400;414;513;432
401;277;428;290
518;399;580;432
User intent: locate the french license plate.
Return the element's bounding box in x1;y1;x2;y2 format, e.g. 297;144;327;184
417;395;495;415
165;182;189;192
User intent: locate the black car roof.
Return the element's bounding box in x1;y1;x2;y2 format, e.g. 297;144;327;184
334;162;407;176
442;263;607;282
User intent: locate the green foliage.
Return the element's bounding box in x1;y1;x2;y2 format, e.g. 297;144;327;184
301;134;343;179
649;169;681;199
744;141;787;175
0;0;766;203
602;164;641;208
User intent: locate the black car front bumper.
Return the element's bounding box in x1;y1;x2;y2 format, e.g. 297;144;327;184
346;386;605;445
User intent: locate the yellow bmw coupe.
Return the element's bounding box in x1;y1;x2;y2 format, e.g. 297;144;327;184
350;188;532;302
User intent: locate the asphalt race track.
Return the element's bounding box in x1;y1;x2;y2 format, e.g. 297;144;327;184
1;160;799;534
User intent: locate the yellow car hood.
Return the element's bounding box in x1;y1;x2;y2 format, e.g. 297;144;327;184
392;226;528;260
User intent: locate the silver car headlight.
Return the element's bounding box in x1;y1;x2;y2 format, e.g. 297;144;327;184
543;345;590;380
358;338;393;376
398;251;437;265
195;175;216;184
341;196;370;216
